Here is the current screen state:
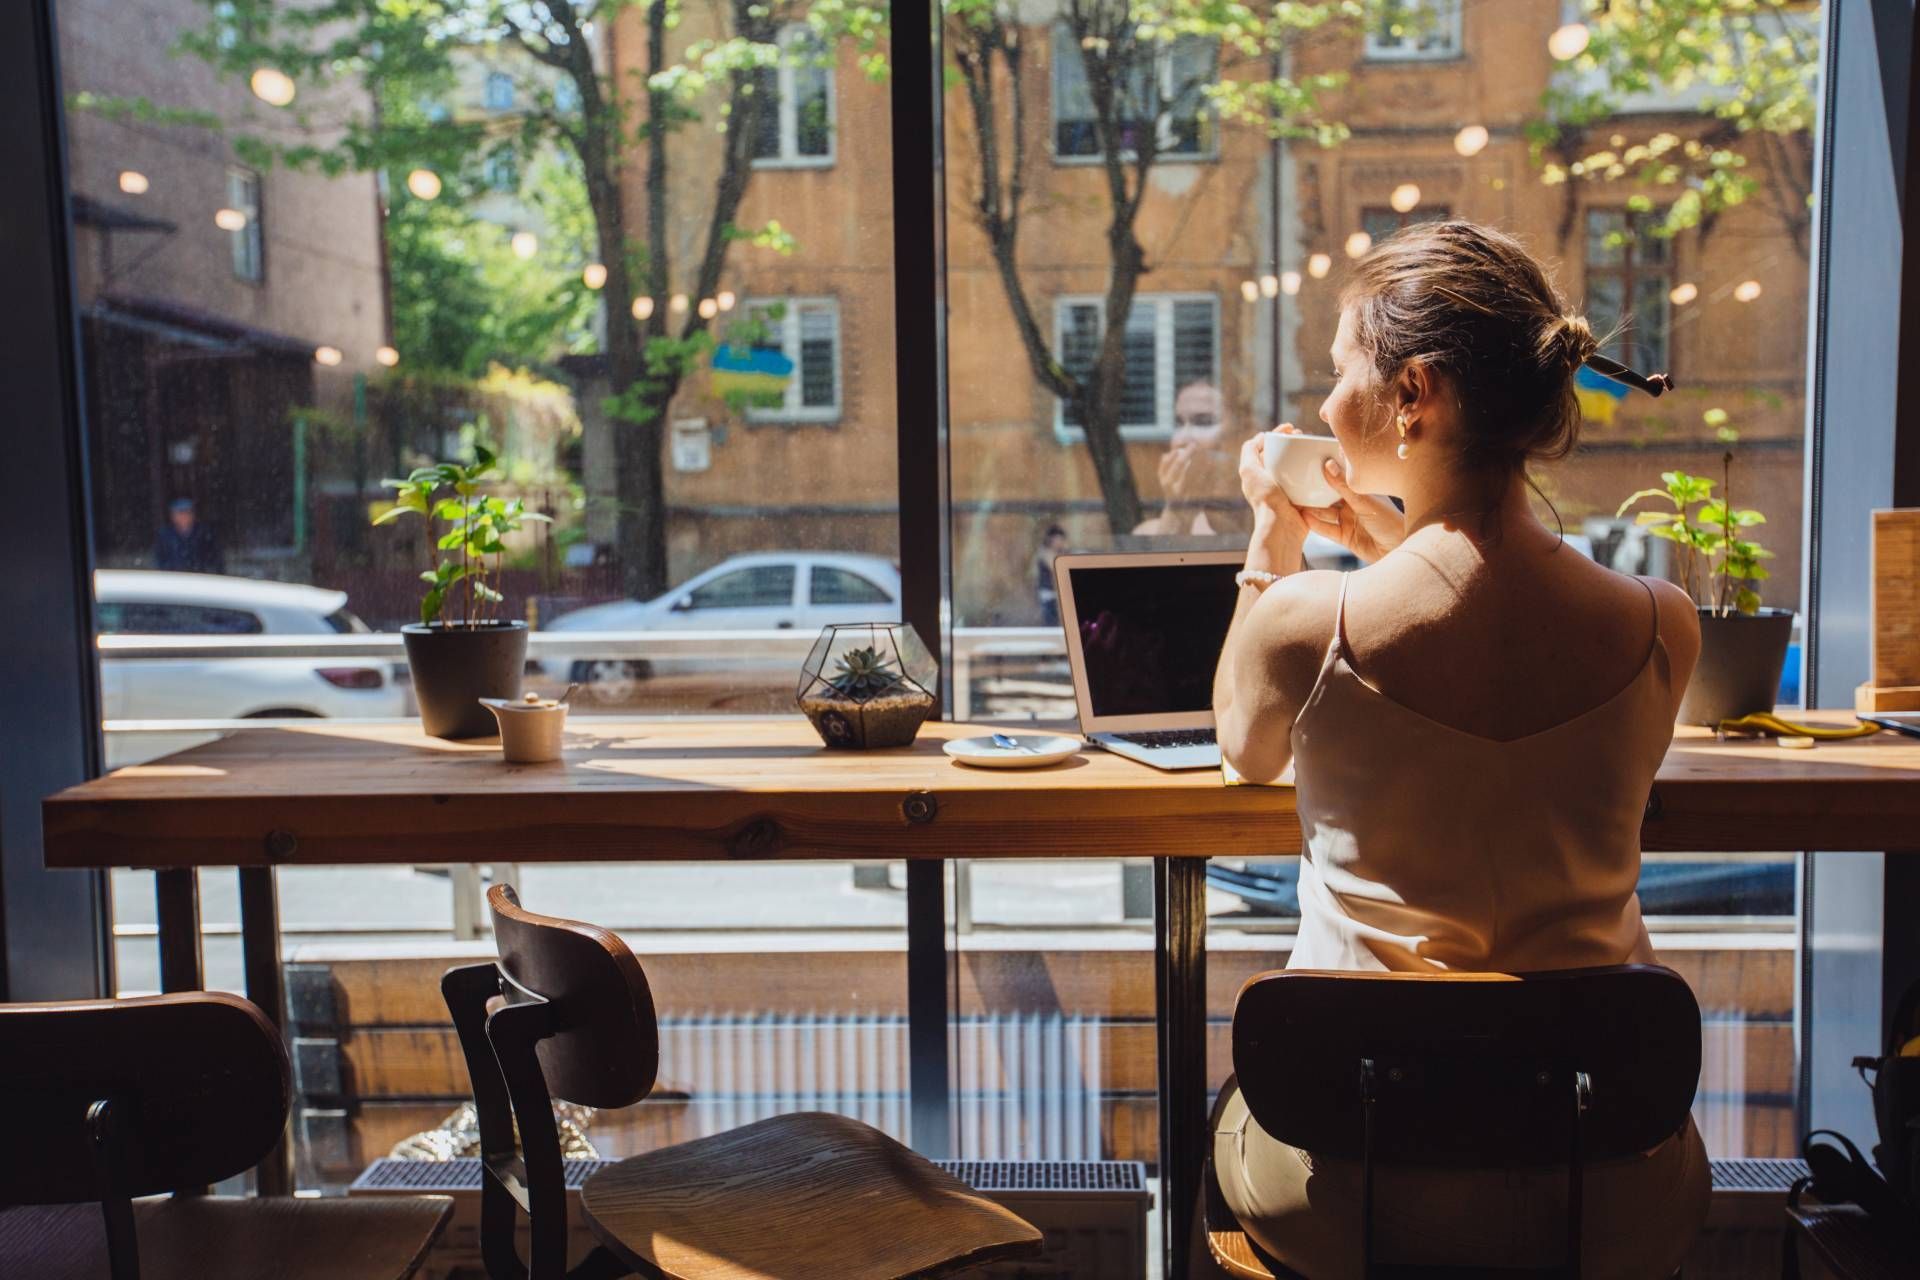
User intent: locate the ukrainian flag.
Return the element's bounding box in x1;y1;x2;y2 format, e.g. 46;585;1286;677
1574;364;1629;425
711;343;793;405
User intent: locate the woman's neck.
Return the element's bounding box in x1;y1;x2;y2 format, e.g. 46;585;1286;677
1399;462;1542;546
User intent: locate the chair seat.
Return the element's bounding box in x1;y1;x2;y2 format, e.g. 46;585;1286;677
1202;1156;1293;1280
0;1194;452;1280
580;1111;1043;1280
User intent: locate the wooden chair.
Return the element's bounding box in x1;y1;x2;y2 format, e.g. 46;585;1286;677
443;883;1043;1279
0;991;451;1280
1202;965;1703;1280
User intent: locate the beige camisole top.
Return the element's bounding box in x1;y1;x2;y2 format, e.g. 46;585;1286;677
1287;574;1671;974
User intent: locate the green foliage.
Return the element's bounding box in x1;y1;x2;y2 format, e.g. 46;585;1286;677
827;646;907;699
1616;454;1771;617
374;443;550;625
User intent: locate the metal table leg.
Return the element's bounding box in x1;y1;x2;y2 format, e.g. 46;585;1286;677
1157;857;1209;1280
240;866;294;1195
154;868;203;992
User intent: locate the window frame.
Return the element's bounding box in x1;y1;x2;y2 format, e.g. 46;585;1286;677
740;295;844;425
226;165;263;284
749;23;837;171
1363;0;1464;62
1049;27;1219;166
1582;206;1674;375
1050;291;1221;443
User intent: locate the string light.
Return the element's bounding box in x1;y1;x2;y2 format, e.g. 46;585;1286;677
698;298;719;319
118;171;149;195
1344;230;1373;258
510;231;539;259
1259;275;1280;298
670;294;690;314
1390;183;1421;213
1239;280;1260;303
1454;125;1489;157
1734;280;1763;303
582;263;608;289
1308;253;1332;279
314;346;343;367
1669;282;1699;305
717;291;737;311
632;297;655;320
405;169;442;201
214;208;248;231
1548;23;1590;60
1280;271;1302;296
250;67;296;107
375;346;400;367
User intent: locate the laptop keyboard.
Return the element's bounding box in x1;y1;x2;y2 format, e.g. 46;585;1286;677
1112;729;1217;749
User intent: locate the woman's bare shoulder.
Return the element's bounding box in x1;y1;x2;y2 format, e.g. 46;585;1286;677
1244;569;1348;668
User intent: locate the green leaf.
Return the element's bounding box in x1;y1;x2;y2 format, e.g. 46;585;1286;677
420;587;444;626
1735;589;1762;615
437;527;467;551
1616;488;1675;518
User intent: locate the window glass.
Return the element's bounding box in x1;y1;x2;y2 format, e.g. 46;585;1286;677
810;566;890;605
101;602;265;635
1057;294;1219;435
686;565;796;610
484;71;515;111
1585;209;1674;370
1360;205;1450;244
1052;27;1215;159
742;299;841;421
751;25;835;166
226;167;262;282
1365;0;1462;60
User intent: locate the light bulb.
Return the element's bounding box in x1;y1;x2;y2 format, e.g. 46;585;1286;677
405;169;442;201
1280;271;1302;295
1548;23;1590;61
1344;230;1373;259
582;263;608;290
118;171;149;195
1734;280;1763;303
1390;183;1421;213
1669;282;1699;306
1259;275;1280;298
250;67;296;107
314;346;343;367
1239;280;1260;303
698;298;719;319
214;208;248;231
510;231;538;259
1454;125;1490;157
670;293;689;314
717;290;737;311
1308;253;1332;279
375;346;400;367
632;297;655;320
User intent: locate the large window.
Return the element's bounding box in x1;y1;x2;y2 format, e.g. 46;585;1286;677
1585;207;1674;373
1365;0;1462;60
741;297;842;423
1052;28;1215;161
1055;294;1219;438
226;166;262;282
750;24;834;167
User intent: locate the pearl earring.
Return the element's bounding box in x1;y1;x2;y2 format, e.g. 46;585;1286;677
1396;412;1412;461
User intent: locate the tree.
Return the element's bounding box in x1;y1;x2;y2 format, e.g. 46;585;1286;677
945;0;1350;535
181;0;881;599
1527;0;1818;257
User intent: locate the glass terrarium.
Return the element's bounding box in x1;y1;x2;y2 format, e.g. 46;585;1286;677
796;622;939;749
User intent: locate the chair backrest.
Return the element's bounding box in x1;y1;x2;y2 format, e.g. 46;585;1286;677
0;992;289;1204
488;883;659;1108
1232;965;1701;1165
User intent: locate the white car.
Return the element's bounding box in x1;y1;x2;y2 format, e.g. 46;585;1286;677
96;570;406;720
541;552;902;702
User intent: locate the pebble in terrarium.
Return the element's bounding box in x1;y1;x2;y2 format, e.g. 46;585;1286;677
797;625;937;749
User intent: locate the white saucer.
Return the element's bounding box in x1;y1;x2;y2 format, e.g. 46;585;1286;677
943;734;1082;769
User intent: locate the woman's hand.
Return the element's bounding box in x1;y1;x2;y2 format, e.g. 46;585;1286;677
1297;456;1407;563
1238;433;1310;575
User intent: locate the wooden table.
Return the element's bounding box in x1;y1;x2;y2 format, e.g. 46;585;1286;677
41;714;1920;1279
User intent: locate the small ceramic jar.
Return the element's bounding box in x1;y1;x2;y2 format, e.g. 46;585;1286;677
481;693;568;763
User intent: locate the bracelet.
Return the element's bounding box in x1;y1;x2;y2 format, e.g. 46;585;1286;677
1235;569;1282;590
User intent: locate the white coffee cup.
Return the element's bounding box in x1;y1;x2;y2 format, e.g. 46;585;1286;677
1261;432;1343;507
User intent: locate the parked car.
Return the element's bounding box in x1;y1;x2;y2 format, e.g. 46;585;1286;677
540;552;903;702
96;570;405;720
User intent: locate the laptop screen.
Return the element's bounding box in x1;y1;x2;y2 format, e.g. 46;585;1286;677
1067;560;1241;718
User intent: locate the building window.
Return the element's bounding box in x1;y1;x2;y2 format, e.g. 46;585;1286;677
1365;0;1462;60
227;167;263;283
741;297;842;423
1585;208;1672;373
750;25;834;168
1052;28;1215;161
483;71;515;112
1360;205;1450;244
553;77;580;115
1054;294;1219;439
484;151;519;191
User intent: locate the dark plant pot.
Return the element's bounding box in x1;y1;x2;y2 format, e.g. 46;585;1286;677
402;621;529;739
1677;608;1794;727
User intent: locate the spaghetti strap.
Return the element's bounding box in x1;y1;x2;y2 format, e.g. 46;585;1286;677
1326;573;1352;668
1637;576;1661;667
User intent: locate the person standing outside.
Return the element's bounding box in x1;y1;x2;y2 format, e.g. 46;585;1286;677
1033;524;1069;625
154;498;224;575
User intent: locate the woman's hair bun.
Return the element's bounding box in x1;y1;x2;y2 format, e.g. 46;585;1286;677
1545;313;1600;372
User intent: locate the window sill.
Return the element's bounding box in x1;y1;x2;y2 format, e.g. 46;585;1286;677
750;156;836;172
745;412;843;427
1050;150;1218;168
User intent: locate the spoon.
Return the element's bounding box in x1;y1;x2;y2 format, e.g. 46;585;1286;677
990;733;1033;754
557;682;580;707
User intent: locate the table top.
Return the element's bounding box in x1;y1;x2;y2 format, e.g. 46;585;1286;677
41;714;1920;868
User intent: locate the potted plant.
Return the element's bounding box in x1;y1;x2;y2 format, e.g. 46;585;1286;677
1618;449;1792;726
797;623;938;749
375;445;549;739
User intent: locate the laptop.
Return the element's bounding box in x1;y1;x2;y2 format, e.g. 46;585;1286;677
1054;550;1243;770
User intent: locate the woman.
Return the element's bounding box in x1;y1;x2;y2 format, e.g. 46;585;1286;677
1206;222;1708;1278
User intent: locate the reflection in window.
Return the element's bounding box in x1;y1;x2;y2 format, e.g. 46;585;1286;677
686;565;796;610
226;167;262;283
1052;28;1215;160
1056;294;1217;437
97;601;265;635
1585;208;1672;373
742;298;842;422
483;71;515;112
1365;0;1462;60
810;566;891;606
750;25;834;167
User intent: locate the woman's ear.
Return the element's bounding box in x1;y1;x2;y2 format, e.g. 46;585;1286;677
1398;361;1435;418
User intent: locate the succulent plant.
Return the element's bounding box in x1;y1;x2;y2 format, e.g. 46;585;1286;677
826;646;908;700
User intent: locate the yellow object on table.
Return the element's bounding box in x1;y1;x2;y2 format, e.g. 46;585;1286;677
1716;712;1884;743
